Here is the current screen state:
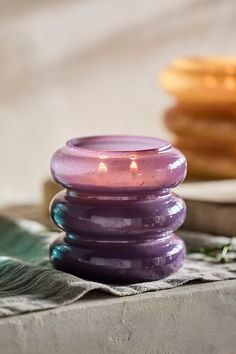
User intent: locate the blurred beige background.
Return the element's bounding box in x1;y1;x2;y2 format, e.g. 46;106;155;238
1;0;236;204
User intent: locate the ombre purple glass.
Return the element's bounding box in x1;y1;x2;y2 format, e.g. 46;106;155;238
49;135;187;284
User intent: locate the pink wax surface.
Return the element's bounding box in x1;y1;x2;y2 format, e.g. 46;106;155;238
67;135;171;152
51;135;186;192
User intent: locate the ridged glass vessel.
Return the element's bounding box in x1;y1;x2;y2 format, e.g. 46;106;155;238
50;135;187;284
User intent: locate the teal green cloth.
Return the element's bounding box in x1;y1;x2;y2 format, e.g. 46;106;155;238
0;215;236;318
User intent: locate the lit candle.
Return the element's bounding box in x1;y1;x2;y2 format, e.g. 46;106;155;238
130;160;138;174
50;135;187;284
130;155;138;176
98;161;108;175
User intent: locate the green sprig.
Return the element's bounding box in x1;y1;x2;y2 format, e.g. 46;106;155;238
189;237;236;263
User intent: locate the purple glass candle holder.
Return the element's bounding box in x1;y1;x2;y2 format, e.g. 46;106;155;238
49;135;187;284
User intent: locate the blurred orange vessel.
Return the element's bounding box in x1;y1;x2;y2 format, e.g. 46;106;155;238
160;56;236;179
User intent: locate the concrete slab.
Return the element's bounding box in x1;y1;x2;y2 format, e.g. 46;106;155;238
0;280;235;354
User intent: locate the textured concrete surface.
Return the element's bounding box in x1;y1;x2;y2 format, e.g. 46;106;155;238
0;280;236;354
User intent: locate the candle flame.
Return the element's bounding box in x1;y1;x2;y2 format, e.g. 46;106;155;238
98;161;108;175
130;160;138;174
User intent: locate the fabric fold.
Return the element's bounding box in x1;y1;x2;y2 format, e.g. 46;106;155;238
0;215;235;318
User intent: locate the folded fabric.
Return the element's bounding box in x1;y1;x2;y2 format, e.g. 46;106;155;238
0;215;235;318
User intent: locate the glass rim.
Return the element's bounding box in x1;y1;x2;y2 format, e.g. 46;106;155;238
66;135;171;156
